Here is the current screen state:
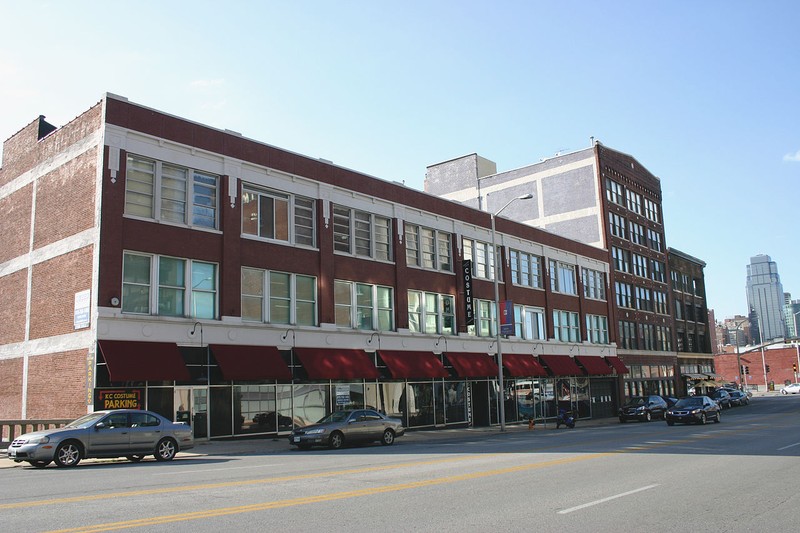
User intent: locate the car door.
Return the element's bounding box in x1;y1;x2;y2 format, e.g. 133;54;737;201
87;412;131;456
129;412;163;453
649;396;666;418
361;410;387;441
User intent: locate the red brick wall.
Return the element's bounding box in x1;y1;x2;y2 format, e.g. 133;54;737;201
33;149;97;249
715;347;800;387
29;247;94;340
0;184;32;264
0;357;24;419
0;104;102;186
0;270;27;344
25;349;89;418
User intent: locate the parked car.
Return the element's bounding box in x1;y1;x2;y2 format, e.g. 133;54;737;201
618;395;669;423
728;390;750;406
289;409;405;450
7;409;194;468
660;396;679;408
665;396;721;425
781;383;800;395
709;389;732;409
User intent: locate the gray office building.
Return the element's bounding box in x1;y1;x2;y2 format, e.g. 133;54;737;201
746;255;787;341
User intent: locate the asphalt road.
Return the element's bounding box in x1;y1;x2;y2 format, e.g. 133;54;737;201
3;395;800;532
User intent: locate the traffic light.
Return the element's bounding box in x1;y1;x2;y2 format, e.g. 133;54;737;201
745;366;750;374
740;365;745;375
766;364;770;373
794;363;797;372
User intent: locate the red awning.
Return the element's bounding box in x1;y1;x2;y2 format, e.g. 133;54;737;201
538;354;585;376
445;352;499;378
209;344;291;381
605;356;630;374
575;355;613;376
501;353;548;377
98;340;190;382
293;348;379;380
378;351;449;379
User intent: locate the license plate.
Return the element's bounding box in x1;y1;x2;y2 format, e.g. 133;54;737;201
293;437;300;443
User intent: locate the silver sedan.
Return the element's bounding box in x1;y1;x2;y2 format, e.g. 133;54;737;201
289;409;405;449
7;409;194;468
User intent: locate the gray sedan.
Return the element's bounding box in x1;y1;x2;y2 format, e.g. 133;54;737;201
289;409;405;450
7;409;194;468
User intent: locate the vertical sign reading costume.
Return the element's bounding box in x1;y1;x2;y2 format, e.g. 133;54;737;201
462;260;474;326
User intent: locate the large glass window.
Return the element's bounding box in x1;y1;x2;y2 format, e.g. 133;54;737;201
514;305;546;340
586;314;609;344
241;268;317;325
335;280;393;331
615;281;633;309
605;178;624;205
407;290;456;335
462;238;495;280
609;213;627;239
549;260;577;295
629;221;645;246
405;224;453;272
241;186;315;247
122;252;217;318
626;189;642;215
581;267;606;300
125;154;218;229
467;299;496;337
510;249;543;289
553;310;580;342
333;205;391;260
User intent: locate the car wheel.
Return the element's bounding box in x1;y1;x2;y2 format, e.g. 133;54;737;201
714;411;721;423
54;441;82;467
699;413;706;425
30;460;51;468
781;390;788;395
381;429;395;446
154;438;177;461
127;455;145;462
645;412;652;422
329;431;344;450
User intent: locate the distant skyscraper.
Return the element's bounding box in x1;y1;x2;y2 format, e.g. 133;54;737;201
746;255;787;341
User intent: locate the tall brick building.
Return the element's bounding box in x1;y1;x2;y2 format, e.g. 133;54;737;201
0;94;625;437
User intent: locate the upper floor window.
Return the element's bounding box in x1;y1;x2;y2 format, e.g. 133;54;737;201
549;260;577;295
647;229;662;252
333;206;392;261
654;290;669;315
468;299;496;337
626;190;642;215
615;281;633;309
612;246;631;274
241;186;316;247
122;252;217;319
632;253;649;278
586;314;609;344
408;290;456;335
510;250;543;289
405;225;453;272
514;305;546;340
644;198;660;223
241;267;317;326
609;212;627;239
619;320;637;349
334;280;393;331
553;310;580;342
582;267;606;300
636;286;653;312
605;178;624;205
629;221;645;246
125;154;218;229
463;238;496;281
651;260;666;283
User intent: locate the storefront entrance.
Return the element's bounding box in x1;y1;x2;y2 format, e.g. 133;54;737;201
175;386;208;439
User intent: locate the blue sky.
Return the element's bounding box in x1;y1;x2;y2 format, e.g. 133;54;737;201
2;1;798;321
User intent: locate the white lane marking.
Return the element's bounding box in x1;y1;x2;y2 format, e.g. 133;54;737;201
152;464;282;475
777;442;800;451
558;484;659;514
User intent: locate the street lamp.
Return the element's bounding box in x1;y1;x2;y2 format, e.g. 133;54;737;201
491;193;533;431
190;322;211;440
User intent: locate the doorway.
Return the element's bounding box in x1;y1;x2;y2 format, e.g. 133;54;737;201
174;387;208;439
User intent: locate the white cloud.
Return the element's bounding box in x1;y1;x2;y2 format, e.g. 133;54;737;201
783;149;800;162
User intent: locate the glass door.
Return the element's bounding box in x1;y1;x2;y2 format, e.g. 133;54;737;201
174;387;208;439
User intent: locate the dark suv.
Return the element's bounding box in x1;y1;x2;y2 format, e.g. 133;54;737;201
709;389;732;409
618;395;669;423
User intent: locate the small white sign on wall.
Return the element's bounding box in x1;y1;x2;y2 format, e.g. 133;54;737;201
74;289;91;330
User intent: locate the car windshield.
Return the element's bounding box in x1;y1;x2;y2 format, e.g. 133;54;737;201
65;412;108;428
317;411;353;424
675;398;703;408
625;397;647;406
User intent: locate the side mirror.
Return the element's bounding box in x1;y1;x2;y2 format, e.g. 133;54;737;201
95;422;106;431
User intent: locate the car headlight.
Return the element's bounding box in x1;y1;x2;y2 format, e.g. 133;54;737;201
305;428;326;435
690;409;703;414
635;406;645;412
27;435;51;444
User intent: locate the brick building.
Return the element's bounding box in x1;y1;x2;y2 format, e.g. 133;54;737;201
0;94;626;438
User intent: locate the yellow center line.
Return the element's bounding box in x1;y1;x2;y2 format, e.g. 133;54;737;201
48;453;611;533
